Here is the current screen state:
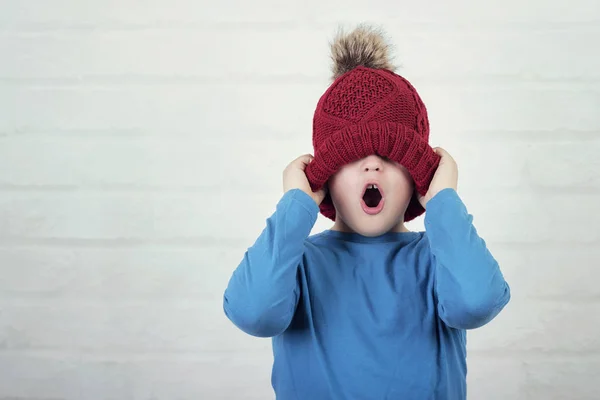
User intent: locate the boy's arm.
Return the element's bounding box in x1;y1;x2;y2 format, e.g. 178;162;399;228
424;188;511;330
223;188;319;337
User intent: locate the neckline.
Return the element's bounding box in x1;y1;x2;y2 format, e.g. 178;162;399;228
320;229;423;244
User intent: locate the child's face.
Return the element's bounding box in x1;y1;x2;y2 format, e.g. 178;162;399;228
328;154;413;237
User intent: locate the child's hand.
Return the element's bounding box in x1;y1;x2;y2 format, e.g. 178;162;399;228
283;154;328;205
417;147;458;208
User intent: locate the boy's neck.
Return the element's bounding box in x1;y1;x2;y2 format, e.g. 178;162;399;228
331;218;410;234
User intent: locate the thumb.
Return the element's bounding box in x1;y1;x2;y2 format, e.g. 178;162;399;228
296;154;315;169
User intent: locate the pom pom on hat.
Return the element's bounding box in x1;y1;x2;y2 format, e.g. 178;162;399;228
330;24;396;80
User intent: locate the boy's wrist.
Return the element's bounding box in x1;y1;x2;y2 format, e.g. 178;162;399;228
282;188;320;219
427;188;458;207
424;188;465;228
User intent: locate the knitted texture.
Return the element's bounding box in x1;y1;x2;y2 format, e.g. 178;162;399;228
305;66;441;222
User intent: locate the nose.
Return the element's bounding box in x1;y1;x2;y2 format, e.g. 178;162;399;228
361;155;383;172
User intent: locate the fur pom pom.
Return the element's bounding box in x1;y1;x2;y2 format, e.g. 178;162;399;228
330;24;395;80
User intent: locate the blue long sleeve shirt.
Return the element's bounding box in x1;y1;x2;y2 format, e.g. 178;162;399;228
223;188;510;399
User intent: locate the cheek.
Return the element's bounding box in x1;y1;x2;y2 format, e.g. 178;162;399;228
398;167;414;188
390;171;415;200
401;174;414;191
328;173;353;209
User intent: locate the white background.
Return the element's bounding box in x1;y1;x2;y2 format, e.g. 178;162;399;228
1;0;599;399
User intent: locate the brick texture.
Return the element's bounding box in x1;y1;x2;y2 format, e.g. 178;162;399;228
1;0;599;398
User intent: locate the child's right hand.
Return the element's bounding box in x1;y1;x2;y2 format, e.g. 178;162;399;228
283;154;327;206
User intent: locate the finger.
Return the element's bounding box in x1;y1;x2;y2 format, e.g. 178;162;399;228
296;154;314;166
433;147;451;159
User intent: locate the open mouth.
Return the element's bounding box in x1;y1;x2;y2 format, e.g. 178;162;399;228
363;184;382;207
361;183;385;215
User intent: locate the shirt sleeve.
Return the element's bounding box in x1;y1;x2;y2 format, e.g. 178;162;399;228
223;188;320;337
424;188;511;330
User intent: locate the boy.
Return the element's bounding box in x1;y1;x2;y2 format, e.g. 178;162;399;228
223;25;510;399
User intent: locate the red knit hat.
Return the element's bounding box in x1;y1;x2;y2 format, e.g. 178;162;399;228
305;26;441;222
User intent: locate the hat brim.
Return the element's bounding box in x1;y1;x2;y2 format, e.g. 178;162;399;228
305;120;441;222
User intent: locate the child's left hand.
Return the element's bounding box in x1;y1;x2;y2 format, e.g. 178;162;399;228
417;147;458;208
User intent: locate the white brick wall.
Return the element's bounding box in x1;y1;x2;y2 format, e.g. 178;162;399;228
1;0;599;398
